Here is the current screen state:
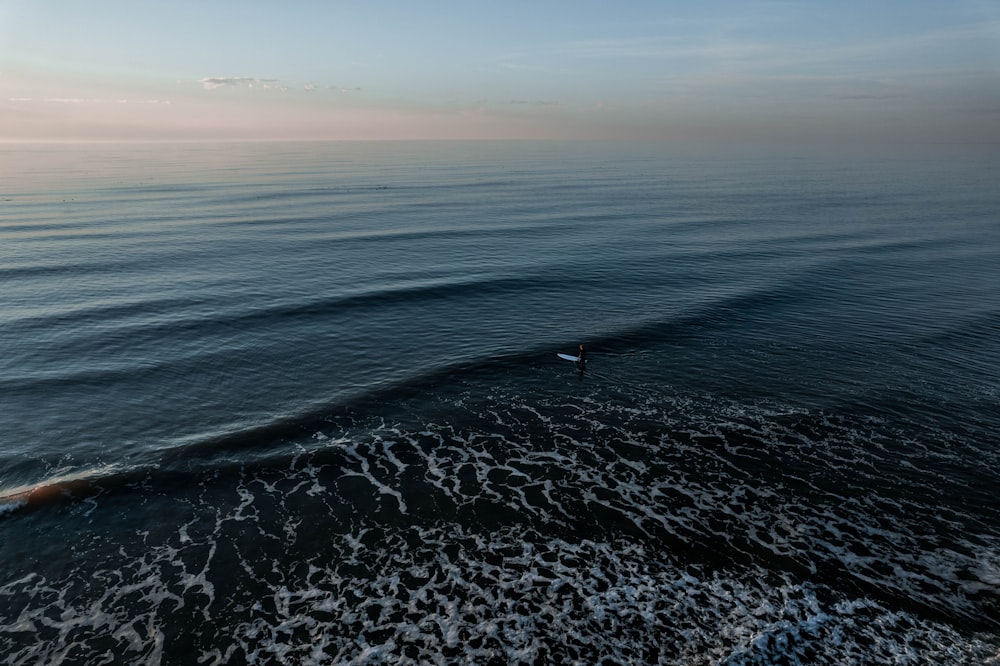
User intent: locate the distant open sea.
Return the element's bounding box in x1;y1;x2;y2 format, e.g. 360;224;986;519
1;140;998;664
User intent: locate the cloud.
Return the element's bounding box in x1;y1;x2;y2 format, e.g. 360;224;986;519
199;77;287;91
45;98;99;104
305;82;363;94
198;77;358;94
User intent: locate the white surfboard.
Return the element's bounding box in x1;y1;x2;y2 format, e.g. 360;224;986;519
557;353;581;362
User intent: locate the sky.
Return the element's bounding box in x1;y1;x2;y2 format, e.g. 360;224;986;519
1;0;999;143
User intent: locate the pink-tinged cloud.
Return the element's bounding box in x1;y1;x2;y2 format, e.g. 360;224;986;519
199;77;287;91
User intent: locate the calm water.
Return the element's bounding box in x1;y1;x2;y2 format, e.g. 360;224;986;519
1;141;998;664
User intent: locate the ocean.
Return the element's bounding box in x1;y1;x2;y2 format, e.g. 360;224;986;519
1;140;998;664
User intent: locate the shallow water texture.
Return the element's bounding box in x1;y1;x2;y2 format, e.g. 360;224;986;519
1;141;999;664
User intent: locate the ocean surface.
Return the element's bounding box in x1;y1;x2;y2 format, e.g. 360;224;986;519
1;140;998;664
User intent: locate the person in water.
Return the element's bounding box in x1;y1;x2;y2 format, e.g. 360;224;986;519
576;343;587;377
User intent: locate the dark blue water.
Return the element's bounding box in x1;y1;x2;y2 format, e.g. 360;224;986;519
2;141;998;664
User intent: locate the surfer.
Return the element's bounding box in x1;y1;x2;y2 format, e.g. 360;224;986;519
576;343;587;378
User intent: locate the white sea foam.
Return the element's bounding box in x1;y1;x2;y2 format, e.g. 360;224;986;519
0;497;27;516
2;384;998;663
